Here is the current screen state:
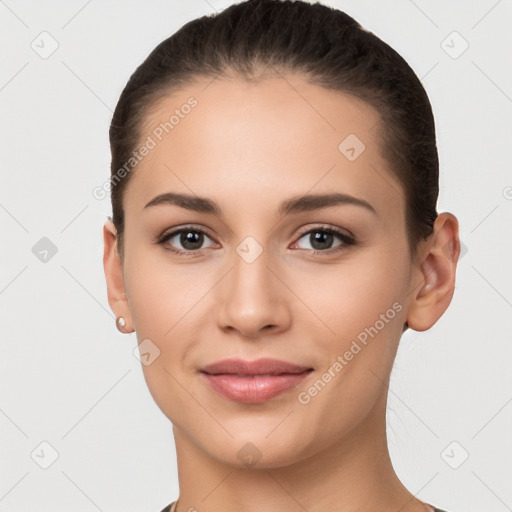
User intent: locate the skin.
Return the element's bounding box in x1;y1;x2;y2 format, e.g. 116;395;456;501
103;72;460;512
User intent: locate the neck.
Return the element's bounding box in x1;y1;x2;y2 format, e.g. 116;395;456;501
171;389;432;512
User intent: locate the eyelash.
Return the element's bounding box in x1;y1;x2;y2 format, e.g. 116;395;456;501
155;225;356;257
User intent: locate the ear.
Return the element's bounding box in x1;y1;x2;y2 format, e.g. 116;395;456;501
406;212;461;332
103;220;133;332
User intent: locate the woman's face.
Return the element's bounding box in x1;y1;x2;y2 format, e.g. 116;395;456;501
113;74;424;467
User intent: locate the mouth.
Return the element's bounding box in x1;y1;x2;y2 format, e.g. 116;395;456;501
200;358;314;403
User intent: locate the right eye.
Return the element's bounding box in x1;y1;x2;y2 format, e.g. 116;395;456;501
156;226;217;256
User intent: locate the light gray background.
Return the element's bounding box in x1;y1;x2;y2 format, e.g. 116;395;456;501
1;0;511;511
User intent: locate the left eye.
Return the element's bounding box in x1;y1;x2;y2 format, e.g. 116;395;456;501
293;227;355;252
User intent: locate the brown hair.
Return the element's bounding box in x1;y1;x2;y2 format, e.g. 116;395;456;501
109;0;439;260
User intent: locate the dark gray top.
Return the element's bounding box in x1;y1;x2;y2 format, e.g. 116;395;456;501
159;501;450;512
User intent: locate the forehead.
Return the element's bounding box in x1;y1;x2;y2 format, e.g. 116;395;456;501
125;73;404;222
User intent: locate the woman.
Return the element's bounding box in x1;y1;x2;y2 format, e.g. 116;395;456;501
103;1;460;511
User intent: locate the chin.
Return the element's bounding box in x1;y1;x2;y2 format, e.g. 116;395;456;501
200;427;318;470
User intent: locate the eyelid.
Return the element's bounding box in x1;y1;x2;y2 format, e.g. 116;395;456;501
156;224;213;240
294;223;355;240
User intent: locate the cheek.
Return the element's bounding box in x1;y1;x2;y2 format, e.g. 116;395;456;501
293;259;406;438
304;255;406;342
300;256;408;423
123;251;203;423
124;244;203;336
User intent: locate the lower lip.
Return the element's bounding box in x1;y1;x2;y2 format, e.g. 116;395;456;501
201;371;312;403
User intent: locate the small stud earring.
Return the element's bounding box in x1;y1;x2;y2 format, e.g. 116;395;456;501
116;316;127;333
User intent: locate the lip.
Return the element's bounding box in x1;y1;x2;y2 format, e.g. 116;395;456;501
200;358;313;404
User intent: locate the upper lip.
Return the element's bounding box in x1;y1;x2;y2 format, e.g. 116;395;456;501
200;357;313;376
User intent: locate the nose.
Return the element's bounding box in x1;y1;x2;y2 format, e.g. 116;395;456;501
216;248;292;339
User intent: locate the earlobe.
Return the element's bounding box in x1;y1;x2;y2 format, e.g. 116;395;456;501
406;212;460;332
103;220;134;333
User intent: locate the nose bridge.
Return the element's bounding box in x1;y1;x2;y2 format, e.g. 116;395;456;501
229;237;277;305
216;235;290;336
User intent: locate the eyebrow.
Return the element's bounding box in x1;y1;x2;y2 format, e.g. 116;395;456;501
143;191;378;217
